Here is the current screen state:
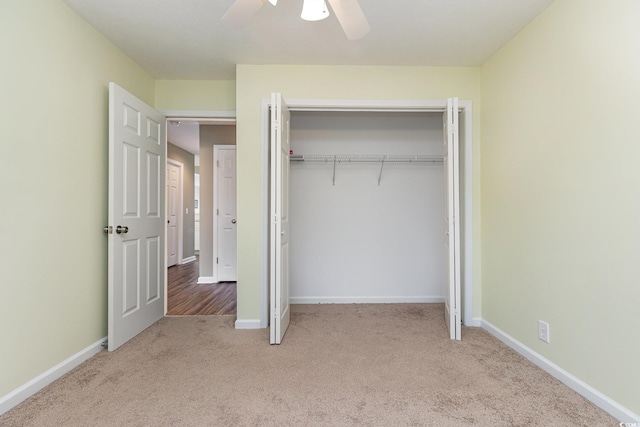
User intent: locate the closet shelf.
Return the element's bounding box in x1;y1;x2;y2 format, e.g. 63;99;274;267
290;154;443;186
290;154;443;163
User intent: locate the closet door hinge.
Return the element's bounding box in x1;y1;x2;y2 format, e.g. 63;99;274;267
216;257;219;264
216;160;219;167
217;208;219;216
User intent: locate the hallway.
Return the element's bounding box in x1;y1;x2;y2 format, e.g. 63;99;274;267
167;258;237;315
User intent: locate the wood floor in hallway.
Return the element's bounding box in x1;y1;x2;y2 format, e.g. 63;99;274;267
167;257;237;316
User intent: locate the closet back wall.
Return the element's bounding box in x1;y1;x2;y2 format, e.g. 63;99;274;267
289;111;445;303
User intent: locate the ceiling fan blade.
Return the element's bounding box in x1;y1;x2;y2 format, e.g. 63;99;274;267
222;0;267;28
327;0;370;40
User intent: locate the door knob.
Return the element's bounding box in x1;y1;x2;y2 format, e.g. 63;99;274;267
116;225;129;234
231;219;237;224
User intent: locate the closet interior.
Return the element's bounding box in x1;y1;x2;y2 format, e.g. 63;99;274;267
288;110;448;304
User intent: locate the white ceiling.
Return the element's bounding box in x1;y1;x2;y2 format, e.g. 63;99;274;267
62;0;553;80
64;0;553;154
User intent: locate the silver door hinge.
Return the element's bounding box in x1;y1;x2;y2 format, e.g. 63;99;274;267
217;160;219;167
216;257;219;264
103;226;113;234
217;209;219;216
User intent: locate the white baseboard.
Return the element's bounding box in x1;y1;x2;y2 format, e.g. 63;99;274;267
197;276;215;284
290;296;445;304
180;256;196;264
481;320;639;423
464;316;482;327
234;319;263;329
0;337;106;416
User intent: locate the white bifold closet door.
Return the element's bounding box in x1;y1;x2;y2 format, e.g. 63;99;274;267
444;97;461;340
270;95;461;342
270;93;291;345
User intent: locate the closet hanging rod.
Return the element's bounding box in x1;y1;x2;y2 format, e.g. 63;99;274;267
290;154;443;163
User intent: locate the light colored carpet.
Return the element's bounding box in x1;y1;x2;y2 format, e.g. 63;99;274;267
1;304;616;426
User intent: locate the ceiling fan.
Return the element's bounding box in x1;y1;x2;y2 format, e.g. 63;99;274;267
222;0;370;40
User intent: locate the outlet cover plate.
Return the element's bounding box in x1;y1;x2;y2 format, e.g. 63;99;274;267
538;320;550;343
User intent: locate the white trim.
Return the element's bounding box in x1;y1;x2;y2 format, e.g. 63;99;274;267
235;319;262;329
467;317;482;328
291;296;445;304
161;110;236;120
481;320;640;423
180;255;196;264
197;276;216;284
0;337;106;415
260;97;474;334
460;100;474;327
286;99;448;112
260;98;271;329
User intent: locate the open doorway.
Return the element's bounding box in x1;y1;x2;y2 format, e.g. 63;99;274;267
165;118;238;316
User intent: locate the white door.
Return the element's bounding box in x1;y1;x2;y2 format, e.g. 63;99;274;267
270;93;291;345
215;146;237;281
108;82;165;351
166;161;180;267
444;97;462;340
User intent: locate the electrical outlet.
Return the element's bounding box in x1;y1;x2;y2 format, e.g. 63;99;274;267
538;320;550;343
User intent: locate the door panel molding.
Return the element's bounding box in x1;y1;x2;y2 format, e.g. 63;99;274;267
108;82;165;351
213;145;237;283
269;93;291;344
166;159;183;268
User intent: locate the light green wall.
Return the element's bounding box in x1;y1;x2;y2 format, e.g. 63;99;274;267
155;80;236;112
5;0;636;417
0;0;154;397
236;65;482;321
481;0;640;414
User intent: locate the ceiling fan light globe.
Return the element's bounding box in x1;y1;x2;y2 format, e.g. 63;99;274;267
301;0;330;21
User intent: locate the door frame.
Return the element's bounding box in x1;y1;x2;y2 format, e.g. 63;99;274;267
166;158;184;267
160;110;236;314
212;144;237;283
258;98;474;329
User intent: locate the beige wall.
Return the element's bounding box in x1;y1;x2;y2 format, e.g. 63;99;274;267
167;143;196;260
0;0;154;397
198;126;237;279
481;0;640;414
235;65;483;322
